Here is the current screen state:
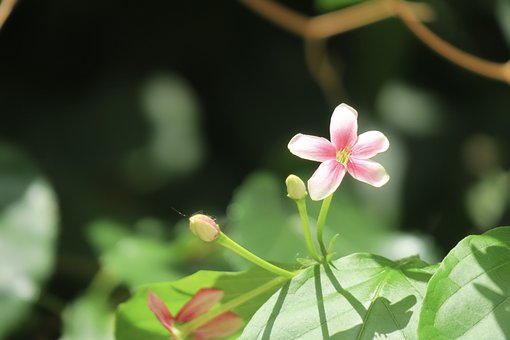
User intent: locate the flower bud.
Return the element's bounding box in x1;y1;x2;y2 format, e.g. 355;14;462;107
189;214;220;242
285;174;307;200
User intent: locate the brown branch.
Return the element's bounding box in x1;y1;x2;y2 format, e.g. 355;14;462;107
387;0;510;84
0;0;18;30
241;0;433;39
240;0;510;85
306;0;433;39
240;0;436;103
240;0;308;36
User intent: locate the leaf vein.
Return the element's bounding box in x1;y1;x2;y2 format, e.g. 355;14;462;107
355;268;392;340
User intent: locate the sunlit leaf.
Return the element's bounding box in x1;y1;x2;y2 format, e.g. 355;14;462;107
241;253;435;339
115;267;285;340
419;226;510;339
0;144;59;338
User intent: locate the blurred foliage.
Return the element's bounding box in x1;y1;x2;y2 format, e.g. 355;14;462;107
466;171;510;229
0;144;58;338
227;172;440;267
125;74;204;191
61;293;114;340
0;0;509;338
87;219;181;288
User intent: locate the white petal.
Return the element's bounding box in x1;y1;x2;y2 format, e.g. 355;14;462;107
288;134;336;162
330;103;358;150
347;158;389;187
351;131;389;159
308;160;346;201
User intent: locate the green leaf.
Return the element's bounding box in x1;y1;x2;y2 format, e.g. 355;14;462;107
0;144;59;338
418;226;510;339
241;253;435;339
115;267;285;339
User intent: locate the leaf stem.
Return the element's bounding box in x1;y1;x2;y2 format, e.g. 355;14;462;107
216;232;296;278
295;198;321;261
316;194;333;259
180;276;288;336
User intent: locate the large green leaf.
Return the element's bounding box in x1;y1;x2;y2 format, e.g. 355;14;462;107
115;267;286;339
418;226;510;339
0;144;59;337
241;253;435;339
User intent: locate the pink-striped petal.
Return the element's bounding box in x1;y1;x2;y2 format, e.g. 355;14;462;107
330;103;358;150
192;311;243;340
347;158;389;187
307;159;346;201
176;288;224;322
351;131;389;159
288;134;337;162
148;290;174;334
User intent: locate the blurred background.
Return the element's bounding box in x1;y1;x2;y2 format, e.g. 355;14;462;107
0;0;509;338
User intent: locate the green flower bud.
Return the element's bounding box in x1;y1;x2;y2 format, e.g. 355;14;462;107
285;174;307;200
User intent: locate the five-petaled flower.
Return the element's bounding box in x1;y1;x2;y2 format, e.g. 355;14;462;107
288;103;390;201
148;288;243;340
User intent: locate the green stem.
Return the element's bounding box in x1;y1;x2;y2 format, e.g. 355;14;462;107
316;194;333;258
217;232;296;278
180;276;288;336
295;198;321;261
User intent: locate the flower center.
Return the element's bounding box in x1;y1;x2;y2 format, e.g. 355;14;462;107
336;148;351;167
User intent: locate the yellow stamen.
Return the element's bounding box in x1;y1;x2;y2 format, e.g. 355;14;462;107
336;148;351;166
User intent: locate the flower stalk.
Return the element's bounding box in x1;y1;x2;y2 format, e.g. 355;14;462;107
295;198;321;261
216;232;296;279
316;194;333;258
286;174;321;261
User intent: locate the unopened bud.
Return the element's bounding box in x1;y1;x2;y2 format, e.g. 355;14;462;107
285;175;307;200
189;214;220;242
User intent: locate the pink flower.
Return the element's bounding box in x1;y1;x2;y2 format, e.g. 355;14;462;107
148;288;243;340
288;103;390;201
